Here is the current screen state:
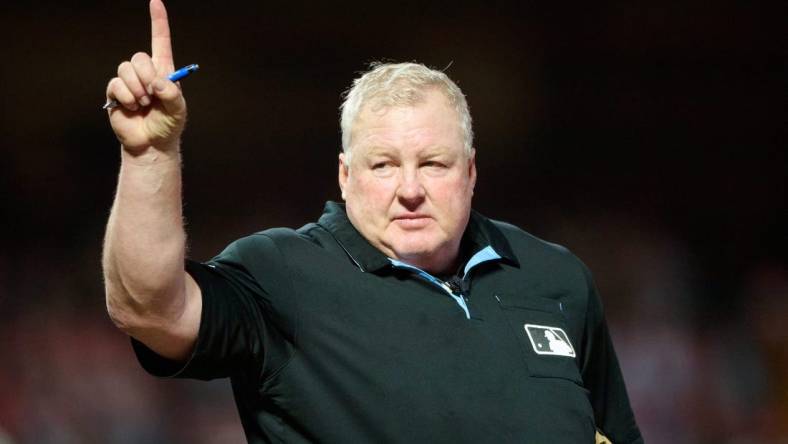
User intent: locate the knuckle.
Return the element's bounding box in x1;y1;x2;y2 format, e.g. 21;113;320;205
106;77;119;92
117;61;132;76
107;78;127;96
131;51;150;64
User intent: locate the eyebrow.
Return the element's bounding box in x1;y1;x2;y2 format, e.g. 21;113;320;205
361;147;397;159
421;146;455;157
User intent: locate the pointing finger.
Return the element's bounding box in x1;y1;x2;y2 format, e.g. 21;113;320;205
149;0;174;75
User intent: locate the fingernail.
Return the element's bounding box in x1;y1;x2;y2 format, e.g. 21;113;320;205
139;96;151;107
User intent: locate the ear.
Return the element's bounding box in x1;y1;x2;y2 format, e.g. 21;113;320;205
338;152;349;200
467;149;477;195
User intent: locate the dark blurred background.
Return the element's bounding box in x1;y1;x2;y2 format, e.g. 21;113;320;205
0;1;785;443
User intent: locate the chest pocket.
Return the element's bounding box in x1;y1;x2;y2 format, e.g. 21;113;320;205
496;293;583;385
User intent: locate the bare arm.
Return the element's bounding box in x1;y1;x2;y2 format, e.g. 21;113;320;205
102;0;201;361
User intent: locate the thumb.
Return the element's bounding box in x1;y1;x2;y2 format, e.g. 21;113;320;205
151;77;186;116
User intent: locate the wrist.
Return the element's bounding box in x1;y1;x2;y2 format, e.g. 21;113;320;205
121;143;181;166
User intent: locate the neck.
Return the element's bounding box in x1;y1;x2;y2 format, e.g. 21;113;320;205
396;245;461;276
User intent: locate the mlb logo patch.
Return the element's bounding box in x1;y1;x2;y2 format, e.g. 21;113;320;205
524;324;576;358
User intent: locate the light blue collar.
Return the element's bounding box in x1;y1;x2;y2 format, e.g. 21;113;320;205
388;246;503;319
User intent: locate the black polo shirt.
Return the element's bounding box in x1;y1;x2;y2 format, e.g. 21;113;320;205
133;201;643;443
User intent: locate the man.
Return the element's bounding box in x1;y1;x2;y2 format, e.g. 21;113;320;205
103;1;643;442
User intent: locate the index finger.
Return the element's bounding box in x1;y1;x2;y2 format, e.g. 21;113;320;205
150;0;174;74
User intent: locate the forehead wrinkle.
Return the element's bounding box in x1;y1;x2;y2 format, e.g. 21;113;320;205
364;144;454;154
350;92;464;157
357;127;436;151
362;145;397;157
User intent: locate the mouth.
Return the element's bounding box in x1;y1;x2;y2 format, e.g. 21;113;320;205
392;214;432;229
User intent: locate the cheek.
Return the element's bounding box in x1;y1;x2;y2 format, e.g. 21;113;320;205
427;177;473;226
350;175;396;209
431;176;472;205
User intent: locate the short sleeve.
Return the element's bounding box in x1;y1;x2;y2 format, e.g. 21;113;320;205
579;264;644;444
132;235;292;381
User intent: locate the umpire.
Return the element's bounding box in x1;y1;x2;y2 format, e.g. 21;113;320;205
102;1;643;442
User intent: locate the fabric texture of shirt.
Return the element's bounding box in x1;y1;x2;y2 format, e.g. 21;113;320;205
132;201;643;444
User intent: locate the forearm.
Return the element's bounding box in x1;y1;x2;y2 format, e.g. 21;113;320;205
103;144;187;329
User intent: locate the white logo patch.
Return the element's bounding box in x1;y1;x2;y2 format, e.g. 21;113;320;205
524;324;576;358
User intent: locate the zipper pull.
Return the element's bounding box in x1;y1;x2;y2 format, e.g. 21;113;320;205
445;275;470;296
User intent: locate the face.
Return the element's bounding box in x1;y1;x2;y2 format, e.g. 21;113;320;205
339;89;476;274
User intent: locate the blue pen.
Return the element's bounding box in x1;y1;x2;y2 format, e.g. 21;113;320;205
102;63;199;110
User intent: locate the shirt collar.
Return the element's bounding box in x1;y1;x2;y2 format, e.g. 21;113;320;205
316;201;519;273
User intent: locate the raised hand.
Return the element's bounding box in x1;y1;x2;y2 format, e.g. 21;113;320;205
106;0;187;153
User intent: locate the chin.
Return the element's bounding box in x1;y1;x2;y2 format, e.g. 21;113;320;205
389;239;442;264
393;246;435;261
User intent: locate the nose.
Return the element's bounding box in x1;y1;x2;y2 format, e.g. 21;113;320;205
396;167;426;207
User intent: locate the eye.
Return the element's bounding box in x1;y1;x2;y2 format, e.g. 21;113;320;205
421;160;451;177
370;160;396;176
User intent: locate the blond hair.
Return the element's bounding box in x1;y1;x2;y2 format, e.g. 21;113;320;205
340;62;473;161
